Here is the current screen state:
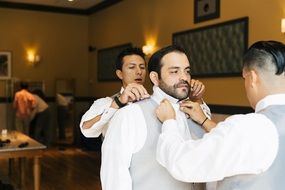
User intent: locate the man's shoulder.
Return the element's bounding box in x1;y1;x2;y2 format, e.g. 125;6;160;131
15;90;34;99
111;99;151;120
92;96;113;104
15;89;26;96
121;98;152;110
111;103;143;121
91;92;121;103
118;102;141;113
108;103;144;129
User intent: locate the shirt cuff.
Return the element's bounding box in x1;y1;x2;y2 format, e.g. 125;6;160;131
200;101;211;118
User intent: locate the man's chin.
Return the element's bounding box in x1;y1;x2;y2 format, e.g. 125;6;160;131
176;90;189;100
175;93;188;100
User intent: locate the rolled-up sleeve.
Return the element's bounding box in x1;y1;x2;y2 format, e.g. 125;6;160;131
80;97;117;137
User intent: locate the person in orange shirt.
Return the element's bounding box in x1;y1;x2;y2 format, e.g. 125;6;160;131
13;82;36;134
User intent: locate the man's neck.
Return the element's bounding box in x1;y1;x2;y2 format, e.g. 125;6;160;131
151;86;179;105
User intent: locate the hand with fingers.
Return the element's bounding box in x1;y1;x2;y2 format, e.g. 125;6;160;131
119;83;150;104
156;99;176;123
179;100;216;132
189;79;205;103
179;100;206;124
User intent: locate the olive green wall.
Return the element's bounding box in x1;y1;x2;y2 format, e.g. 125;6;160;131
89;0;285;106
0;8;89;97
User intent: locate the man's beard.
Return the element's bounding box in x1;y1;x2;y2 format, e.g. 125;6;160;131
159;80;190;100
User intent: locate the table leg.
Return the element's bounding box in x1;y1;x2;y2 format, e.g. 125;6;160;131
20;158;26;188
34;156;40;190
8;158;13;177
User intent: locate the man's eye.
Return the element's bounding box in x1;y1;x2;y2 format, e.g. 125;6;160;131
170;71;178;74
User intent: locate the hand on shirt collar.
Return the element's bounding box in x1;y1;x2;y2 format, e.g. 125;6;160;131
156;99;176;123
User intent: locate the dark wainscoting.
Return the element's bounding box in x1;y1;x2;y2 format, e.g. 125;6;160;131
0;96;253;115
209;104;253;115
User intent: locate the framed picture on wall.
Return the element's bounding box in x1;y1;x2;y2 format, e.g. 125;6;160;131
173;17;248;77
0;51;11;79
194;0;220;23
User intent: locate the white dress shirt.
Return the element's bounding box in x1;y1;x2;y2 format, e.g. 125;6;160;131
157;94;284;183
80;88;124;137
101;86;210;190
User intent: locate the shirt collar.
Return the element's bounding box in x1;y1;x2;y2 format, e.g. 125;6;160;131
255;93;285;112
151;86;180;110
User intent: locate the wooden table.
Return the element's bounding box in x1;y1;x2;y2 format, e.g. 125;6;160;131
0;131;46;190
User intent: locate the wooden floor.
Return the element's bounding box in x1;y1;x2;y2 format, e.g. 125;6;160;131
0;146;102;190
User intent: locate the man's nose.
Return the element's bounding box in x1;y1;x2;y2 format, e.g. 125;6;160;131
136;68;143;75
179;71;189;80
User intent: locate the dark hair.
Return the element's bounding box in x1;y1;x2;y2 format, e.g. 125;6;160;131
20;82;29;89
243;40;285;75
148;45;189;77
115;47;145;70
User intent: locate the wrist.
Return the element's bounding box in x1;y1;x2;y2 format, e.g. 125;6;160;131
200;117;213;132
111;99;120;109
114;96;127;108
200;117;208;126
193;98;203;104
118;96;128;105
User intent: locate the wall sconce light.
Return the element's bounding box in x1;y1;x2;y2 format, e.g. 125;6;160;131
142;44;155;56
27;51;40;66
281;18;285;33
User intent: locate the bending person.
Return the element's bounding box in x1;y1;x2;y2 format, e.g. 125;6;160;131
30;89;52;146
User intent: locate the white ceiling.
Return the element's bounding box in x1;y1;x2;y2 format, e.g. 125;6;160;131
0;0;105;10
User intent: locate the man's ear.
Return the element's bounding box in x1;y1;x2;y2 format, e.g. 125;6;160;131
116;70;123;80
149;71;159;86
249;70;259;87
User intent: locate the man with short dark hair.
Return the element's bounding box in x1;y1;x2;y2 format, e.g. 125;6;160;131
101;45;209;190
156;40;285;190
80;47;150;137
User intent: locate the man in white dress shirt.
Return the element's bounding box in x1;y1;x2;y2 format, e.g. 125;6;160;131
156;40;285;190
101;45;210;190
80;47;206;137
80;47;150;137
